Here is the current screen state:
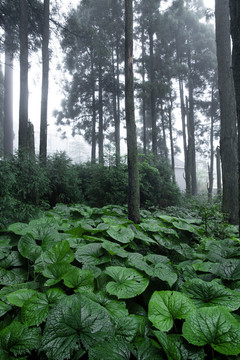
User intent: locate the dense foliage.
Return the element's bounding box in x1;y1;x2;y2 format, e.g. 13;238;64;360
0;152;180;228
0;203;239;359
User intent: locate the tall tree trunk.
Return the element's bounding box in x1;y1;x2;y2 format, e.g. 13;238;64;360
112;47;120;166
160;102;168;159
125;0;140;224
4;37;13;157
229;0;240;229
216;145;221;196
187;48;197;196
208;86;214;201
148;24;157;160
168;91;175;183
141;22;147;154
19;0;29;154
215;0;238;224
90;52;96;164
185;96;192;195
98;63;104;165
39;0;50;164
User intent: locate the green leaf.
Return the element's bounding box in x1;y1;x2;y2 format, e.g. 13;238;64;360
148;291;195;332
41;293;114;360
182;306;240;355
107;225;135;244
0;301;11;318
7;222;29;235
211;259;240;281
153;263;178;288
0;251;25;269
18;234;42;262
34;240;74;272
126;253;153;276
89;340;131;360
0;321;41;356
42;262;73;286
22;288;65;326
63;267;94;291
153;331;181;360
101;240;129;258
140;219;162;233
183;278;240;310
132;337;164;360
172;220;198;234
0;239;12;260
6;289;37;307
105;266;149;299
114;315;138;341
75;243;110;266
0;268;27;286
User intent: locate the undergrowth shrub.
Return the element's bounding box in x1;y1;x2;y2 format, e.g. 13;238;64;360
46;152;84;207
78;163;128;207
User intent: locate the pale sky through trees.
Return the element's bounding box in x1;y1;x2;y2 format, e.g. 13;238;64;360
11;0;215;158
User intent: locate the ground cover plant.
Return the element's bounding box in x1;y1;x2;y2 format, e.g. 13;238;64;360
0;203;239;359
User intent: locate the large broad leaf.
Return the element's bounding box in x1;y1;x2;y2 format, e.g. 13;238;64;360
153;331;181;360
6;289;37;307
75;243;110;266
0;301;11;318
0;268;27;286
114;315;138;342
7;222;29;235
101;240;129;258
34;240;74;273
132;337;164;360
0;251;25;269
88;340;131;360
18;234;42;262
153;331;205;360
153;263;178;288
148;291;195;332
182;278;240;310
41;293;114;360
0;321;41;357
126;253;153;276
182;306;240;356
210;259;240;281
42;262;73;286
0;238;12;260
105;266;149;299
21;288;66;326
107;225;135;244
63;267;94;292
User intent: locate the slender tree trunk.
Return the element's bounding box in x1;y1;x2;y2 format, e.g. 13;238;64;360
148;24;157;160
39;0;50;164
125;0;140;223
208;86;214;201
91;53;96;164
215;0;238;224
27;121;35;156
141;23;147;154
112;47;120;166
4;38;13;157
229;0;240;230
187;48;197;195
19;0;29;154
216;145;221;196
168;91;175;183
185;96;192;195
98;63;104;165
160;102;168;159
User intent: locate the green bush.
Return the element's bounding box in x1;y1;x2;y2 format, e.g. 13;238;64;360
78;163;128;207
138;154;181;208
46;152;84;207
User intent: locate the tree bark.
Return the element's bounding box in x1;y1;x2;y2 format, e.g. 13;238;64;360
125;0;140;223
98;63;104;165
19;0;29;154
40;0;50;164
215;0;238;224
91;53;96;165
229;0;240;229
3;37;14;157
208;86;214;201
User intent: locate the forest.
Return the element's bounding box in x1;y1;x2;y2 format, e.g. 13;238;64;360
0;0;240;359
